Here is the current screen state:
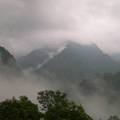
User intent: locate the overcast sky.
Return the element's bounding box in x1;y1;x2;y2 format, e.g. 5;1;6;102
0;0;120;56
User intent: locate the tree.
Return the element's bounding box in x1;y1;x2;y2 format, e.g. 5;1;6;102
37;90;93;120
108;115;120;120
0;96;40;120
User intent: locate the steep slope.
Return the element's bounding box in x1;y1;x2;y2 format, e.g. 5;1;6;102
17;48;57;69
110;53;120;61
35;42;120;82
0;46;22;76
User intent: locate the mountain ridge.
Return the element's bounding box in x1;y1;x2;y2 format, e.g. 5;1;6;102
34;42;120;82
17;47;58;69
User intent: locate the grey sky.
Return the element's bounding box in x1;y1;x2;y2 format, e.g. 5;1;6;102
0;0;120;56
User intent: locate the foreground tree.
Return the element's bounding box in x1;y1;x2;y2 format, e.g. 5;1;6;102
0;96;40;120
37;90;93;120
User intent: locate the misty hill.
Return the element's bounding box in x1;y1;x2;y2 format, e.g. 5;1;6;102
0;46;22;76
35;42;120;82
110;53;120;62
78;72;120;103
17;48;57;69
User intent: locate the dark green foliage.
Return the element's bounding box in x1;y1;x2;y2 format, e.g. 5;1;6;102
37;90;93;120
0;91;93;120
0;96;40;120
37;90;68;111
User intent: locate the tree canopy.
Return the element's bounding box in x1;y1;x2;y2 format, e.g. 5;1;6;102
0;96;40;120
37;90;93;120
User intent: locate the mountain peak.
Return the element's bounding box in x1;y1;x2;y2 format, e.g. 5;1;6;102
35;41;119;82
66;41;102;51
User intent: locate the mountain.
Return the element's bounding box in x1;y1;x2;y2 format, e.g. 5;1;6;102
17;48;57;69
110;53;120;61
35;42;120;82
0;46;22;76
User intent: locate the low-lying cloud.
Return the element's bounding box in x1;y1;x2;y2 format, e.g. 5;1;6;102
0;70;120;120
0;0;120;56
